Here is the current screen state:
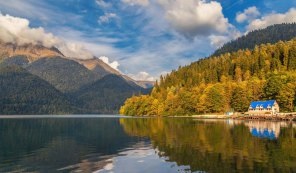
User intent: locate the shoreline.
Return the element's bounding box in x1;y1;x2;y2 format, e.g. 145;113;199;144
0;114;295;122
168;114;296;122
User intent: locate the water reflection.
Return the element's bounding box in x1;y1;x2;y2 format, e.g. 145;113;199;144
244;121;289;139
0;118;148;172
120;118;296;172
225;119;294;139
95;145;192;173
0;117;295;173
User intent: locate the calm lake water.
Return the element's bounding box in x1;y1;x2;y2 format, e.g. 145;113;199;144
0;116;295;173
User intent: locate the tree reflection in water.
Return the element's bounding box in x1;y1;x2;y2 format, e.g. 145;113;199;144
0;117;295;173
120;118;296;172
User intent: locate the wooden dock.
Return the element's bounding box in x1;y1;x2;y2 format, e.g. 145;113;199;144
235;113;296;121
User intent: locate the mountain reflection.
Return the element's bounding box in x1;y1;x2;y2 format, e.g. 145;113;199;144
120;118;296;172
0;118;148;172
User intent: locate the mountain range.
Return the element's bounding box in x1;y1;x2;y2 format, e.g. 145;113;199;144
0;41;152;114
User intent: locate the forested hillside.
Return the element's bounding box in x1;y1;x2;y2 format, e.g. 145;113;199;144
120;39;296;116
70;74;149;113
0;64;149;114
213;23;296;56
26;57;98;92
0;41;152;114
0;66;77;114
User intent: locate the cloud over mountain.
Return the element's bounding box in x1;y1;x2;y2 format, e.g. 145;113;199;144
99;56;120;72
0;13;93;59
247;8;296;31
0;13;59;47
0;12;157;80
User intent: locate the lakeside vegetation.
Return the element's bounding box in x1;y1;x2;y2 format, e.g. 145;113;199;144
120;38;296;116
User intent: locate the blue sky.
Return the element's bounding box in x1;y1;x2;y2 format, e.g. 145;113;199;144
0;0;295;80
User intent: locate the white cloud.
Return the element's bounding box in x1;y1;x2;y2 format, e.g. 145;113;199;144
58;42;93;59
96;0;112;8
128;71;155;81
247;8;296;31
98;13;118;24
0;13;59;47
0;13;94;59
99;56;120;71
209;27;241;48
157;0;231;38
122;0;150;6
236;6;260;23
209;35;229;48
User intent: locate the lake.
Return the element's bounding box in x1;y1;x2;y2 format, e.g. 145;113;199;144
0;116;295;173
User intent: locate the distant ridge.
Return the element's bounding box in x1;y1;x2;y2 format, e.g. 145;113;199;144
213;23;296;56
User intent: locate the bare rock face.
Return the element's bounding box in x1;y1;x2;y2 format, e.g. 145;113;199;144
0;42;119;77
0;41;64;62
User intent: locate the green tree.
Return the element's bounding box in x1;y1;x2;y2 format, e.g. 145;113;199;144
203;84;226;113
276;83;295;112
288;46;296;70
231;86;249;112
264;73;286;99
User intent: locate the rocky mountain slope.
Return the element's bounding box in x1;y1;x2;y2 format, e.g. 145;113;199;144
0;41;63;62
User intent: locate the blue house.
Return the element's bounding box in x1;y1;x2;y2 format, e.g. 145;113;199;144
247;100;279;116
